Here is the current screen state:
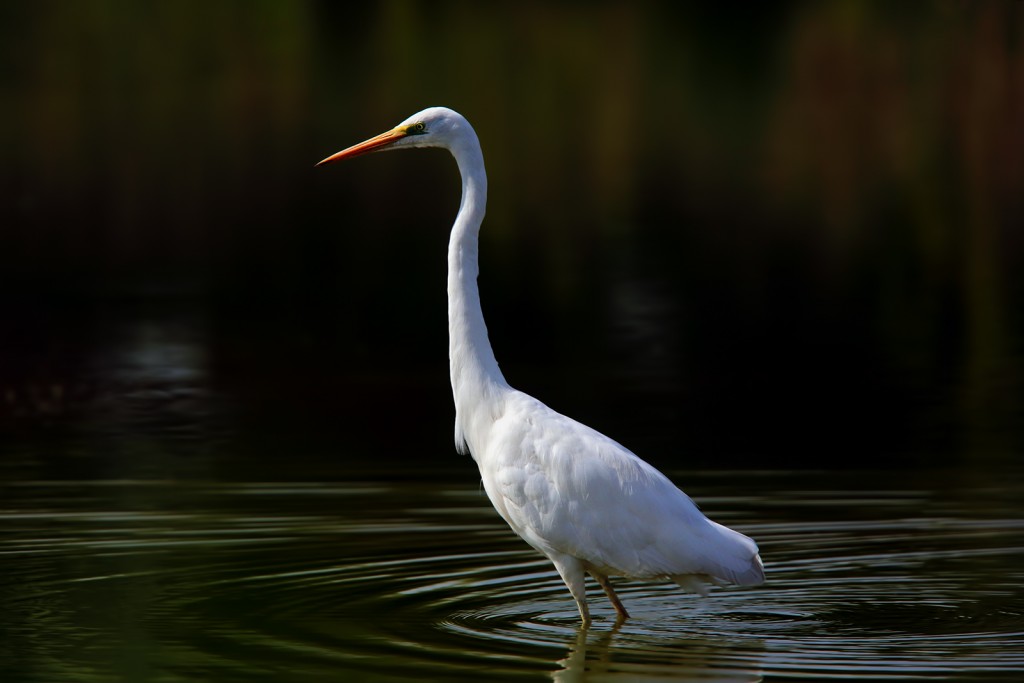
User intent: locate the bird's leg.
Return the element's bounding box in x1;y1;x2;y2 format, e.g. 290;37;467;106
590;571;630;621
550;554;591;625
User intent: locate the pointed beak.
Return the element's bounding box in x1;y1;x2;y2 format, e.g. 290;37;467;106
316;127;409;167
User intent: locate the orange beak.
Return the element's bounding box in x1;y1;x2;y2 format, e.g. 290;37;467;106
316;127;409;167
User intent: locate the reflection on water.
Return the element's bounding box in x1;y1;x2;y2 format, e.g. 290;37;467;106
2;471;1023;682
2;307;1024;681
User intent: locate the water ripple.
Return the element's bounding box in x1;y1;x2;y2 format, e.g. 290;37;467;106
2;472;1023;681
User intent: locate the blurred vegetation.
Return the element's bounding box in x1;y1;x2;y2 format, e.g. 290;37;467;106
1;1;1022;466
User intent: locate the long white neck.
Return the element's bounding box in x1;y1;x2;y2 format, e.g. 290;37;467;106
446;129;509;457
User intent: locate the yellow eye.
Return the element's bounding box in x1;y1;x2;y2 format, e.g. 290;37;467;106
412;122;426;134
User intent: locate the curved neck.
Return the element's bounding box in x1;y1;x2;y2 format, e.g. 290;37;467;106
447;133;509;453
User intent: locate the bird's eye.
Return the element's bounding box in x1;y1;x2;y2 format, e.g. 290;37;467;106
412;122;426;133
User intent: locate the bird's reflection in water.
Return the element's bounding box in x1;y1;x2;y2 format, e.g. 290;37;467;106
552;618;765;683
552;620;624;683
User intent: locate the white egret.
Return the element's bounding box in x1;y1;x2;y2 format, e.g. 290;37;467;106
318;107;764;624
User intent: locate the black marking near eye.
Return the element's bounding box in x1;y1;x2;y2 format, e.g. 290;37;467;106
409;122;427;134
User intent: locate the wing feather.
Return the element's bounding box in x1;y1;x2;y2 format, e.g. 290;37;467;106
482;391;762;585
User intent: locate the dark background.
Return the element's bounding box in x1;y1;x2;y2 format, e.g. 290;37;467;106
1;1;1022;475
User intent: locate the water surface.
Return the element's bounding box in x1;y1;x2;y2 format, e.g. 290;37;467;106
3;468;1022;681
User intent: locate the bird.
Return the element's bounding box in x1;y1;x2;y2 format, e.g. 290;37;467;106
317;107;764;624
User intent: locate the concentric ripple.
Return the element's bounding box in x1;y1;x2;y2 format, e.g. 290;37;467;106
2;470;1023;681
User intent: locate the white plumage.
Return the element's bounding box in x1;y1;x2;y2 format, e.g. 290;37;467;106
318;106;764;623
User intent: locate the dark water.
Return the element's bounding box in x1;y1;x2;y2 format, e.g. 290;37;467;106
3;467;1023;681
2;310;1024;682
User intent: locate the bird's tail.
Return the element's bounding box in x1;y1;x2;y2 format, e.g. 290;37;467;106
673;520;766;593
671;553;763;596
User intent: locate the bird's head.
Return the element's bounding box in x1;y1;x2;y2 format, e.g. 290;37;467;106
316;106;469;166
